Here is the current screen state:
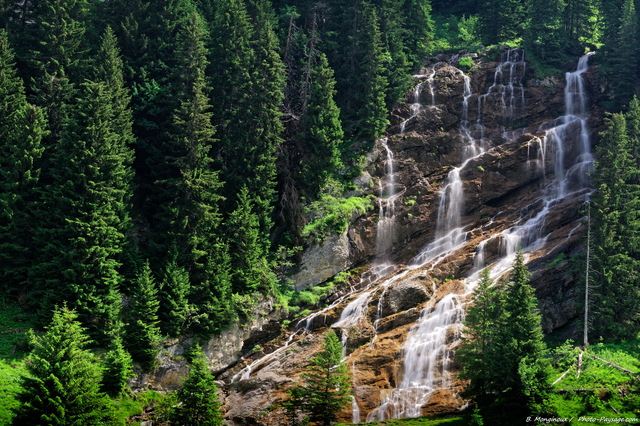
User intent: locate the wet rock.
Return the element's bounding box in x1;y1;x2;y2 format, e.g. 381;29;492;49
382;277;432;316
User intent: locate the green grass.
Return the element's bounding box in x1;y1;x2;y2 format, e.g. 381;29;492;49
0;301;34;360
550;339;640;424
111;391;166;425
0;360;26;425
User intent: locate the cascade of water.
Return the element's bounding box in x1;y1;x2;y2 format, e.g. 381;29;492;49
367;294;465;421
352;396;361;423
372;50;537;421
375;138;397;261
477;48;527;141
410;72;483;268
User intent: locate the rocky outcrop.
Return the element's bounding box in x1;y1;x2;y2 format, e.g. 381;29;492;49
222;48;602;424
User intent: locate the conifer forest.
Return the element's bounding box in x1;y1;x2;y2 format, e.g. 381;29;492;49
1;0;640;424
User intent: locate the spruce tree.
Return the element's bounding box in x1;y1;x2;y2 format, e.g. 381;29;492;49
29;27;134;340
298;52;344;198
457;268;504;403
0;30;47;297
353;3;389;145
101;331;135;397
13;306;114;425
478;0;526;44
591;111;640;339
292;329;352;425
160;258;198;337
157;10;224;283
126;261;162;370
227;186;277;295
458;255;550;419
171;348;223;425
607;0;639;108
526;0;567;65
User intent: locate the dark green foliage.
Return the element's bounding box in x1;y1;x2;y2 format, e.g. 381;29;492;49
0;31;47;296
477;0;526;45
125;261;162;370
287;329;352;425
13;306;114;425
159;259;197;337
351;3;389;144
457;268;504;400
591;105;640;340
525;0;567;65
28;27;134;341
606;0;639;108
457;255;551;420
171;348;223;425
156;10;224;286
298;53;344;197
227;186;277;295
101;332;134;397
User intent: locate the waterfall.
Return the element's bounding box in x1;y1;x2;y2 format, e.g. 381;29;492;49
371;49;533;421
478;51;594;278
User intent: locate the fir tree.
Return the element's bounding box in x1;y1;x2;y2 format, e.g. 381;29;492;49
526;0;567;65
457;268;504;403
353;3;389;145
291;329;352;425
298;52;344;198
160;258;198;337
478;0;526;44
591;111;640;339
607;0;639;108
171;348;223;425
101;331;134;397
0;30;47;296
13;306;114;425
157;10;224;283
29;27;134;340
227;186;277;295
126;261;162;370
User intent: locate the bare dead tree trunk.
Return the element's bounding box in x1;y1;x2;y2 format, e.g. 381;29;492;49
584;201;591;348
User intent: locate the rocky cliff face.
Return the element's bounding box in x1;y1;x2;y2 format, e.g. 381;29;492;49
220;48;602;424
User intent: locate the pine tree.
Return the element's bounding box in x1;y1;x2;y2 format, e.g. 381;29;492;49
478;0;526;44
227;186;277;295
0;30;47;297
298;52;344;198
591;111;640;339
160;258;198;337
458;255;550;419
495;253;550;416
171;347;223;425
353;3;389;145
101;331;134;397
526;0;567;64
126;261;162;370
607;0;639;108
291;329;352;425
457;268;504;403
156;10;224;283
13;306;114;425
29;27;134;340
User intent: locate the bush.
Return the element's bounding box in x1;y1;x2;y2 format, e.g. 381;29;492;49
458;56;474;69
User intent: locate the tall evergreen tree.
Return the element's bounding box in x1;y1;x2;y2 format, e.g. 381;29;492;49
525;0;567;64
13;306;114;425
227;186;277;295
607;0;639;108
160;258;198;337
457;268;504;404
478;0;526;44
289;329;352;425
171;348;223;425
458;255;550;419
29;27;134;340
352;3;388;145
0;30;47;297
125;261;162;370
591;111;640;339
156;10;224;282
101;331;134;397
298;52;344;197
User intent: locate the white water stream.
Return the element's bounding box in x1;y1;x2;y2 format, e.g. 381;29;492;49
232;51;593;424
